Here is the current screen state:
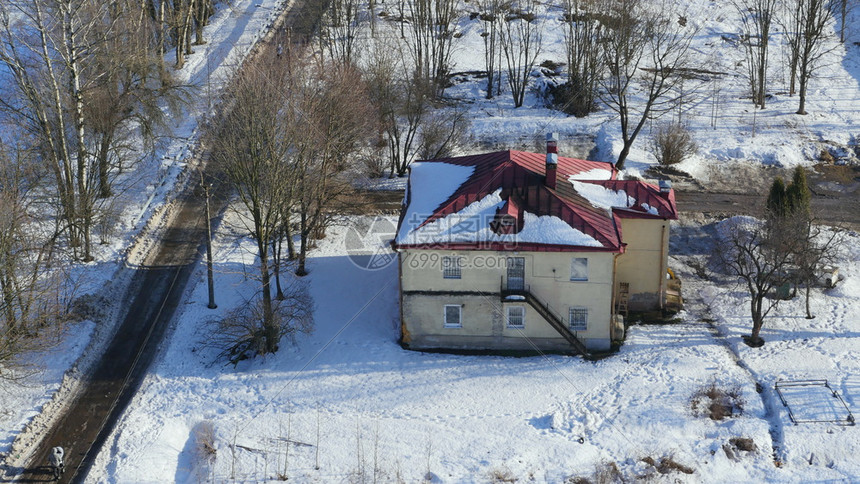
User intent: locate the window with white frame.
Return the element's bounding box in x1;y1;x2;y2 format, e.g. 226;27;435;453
506;306;525;328
570;257;588;281
442;256;462;279
569;307;588;331
444;305;462;328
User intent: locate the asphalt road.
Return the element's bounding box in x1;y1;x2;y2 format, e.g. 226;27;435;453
6;187;218;483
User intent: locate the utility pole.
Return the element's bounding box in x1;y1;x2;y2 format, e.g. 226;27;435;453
201;171;217;309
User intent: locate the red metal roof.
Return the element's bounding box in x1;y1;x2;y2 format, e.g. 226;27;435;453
394;150;678;252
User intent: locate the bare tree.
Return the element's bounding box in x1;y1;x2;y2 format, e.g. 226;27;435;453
793;220;844;318
499;1;542;108
1;0;184;260
171;0;196;69
0;0;113;261
193;0;213;46
835;0;856;42
0;140;69;380
597;0;696;170
86;0;186;200
784;0;836;114
406;0;458;97
210;59;296;355
561;0;605;116
651;122;697;166
417;105;471;160
735;0;777;108
715;215;802;346
477;0;503;99
320;0;361;66
365;40;430;177
286;59;375;275
769;167;843;319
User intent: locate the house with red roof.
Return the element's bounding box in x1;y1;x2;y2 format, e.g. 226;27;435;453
392;134;678;355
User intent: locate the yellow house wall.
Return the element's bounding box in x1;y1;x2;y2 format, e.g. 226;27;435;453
399;249;614;350
614;218;670;310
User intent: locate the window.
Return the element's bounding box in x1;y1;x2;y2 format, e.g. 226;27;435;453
569;307;588;331
442;256;462;279
570;258;588;281
444;305;462;328
506;306;525;328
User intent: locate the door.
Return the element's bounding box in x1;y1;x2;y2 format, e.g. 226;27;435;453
507;257;525;291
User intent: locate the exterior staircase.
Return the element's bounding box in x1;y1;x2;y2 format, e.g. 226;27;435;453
501;285;590;357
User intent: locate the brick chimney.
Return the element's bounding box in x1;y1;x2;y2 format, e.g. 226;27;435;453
546;132;558;189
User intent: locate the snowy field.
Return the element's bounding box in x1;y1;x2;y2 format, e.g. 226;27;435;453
84;215;860;482
3;0;860;480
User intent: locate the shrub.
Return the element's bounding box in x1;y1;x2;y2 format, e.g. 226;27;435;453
652;123;697;166
208;282;314;365
193;420;217;460
417;106;471;161
547;78;596;118
691;383;745;420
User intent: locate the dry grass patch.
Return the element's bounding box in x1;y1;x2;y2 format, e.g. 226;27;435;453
691;383;745;420
565;461;623;484
488;465;518;483
641;455;695;475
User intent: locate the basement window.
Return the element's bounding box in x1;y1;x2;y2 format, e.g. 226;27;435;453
569;307;588;331
506;306;525;328
444;305;462;328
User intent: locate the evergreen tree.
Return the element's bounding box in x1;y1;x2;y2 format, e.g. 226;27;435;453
786;166;811;216
766;176;788;217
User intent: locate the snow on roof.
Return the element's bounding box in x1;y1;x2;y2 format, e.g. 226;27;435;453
570;179;632;213
393;150;675;251
399;189;603;247
640;203;660;216
397;161;475;242
569;168;614;181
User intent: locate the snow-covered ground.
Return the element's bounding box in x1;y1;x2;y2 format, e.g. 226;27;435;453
439;0;860;181
4;0;860;480
84;215;860;482
0;0;287;467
